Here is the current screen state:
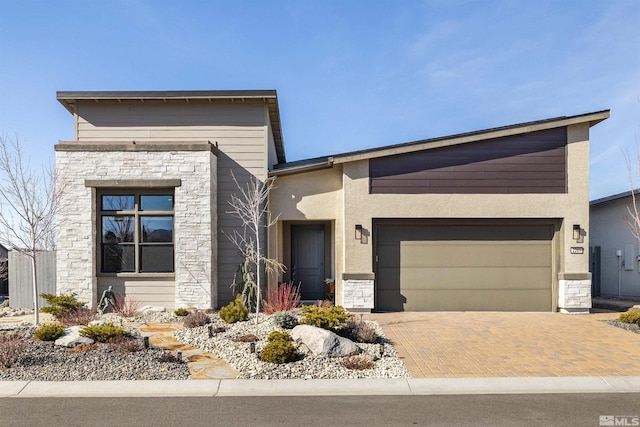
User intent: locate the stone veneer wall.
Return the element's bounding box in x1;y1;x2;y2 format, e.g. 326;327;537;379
341;273;375;313
55;147;217;309
558;278;591;314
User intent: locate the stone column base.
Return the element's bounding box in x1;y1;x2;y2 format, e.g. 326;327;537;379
558;273;591;314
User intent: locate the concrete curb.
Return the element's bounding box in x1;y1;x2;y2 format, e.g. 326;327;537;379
3;377;640;398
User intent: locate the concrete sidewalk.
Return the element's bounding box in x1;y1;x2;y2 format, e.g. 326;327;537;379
3;377;640;397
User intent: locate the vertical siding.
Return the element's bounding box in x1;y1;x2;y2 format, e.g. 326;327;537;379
73;101;270;308
8;251;56;309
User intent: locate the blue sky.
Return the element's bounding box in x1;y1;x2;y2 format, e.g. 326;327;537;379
0;0;638;199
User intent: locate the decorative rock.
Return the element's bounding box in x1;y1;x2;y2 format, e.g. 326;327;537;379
54;325;95;347
139;305;166;313
291;325;360;357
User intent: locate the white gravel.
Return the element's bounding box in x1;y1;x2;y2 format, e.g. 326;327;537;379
0;308;409;381
175;312;410;379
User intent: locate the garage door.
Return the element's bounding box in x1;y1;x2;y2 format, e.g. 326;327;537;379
375;223;554;311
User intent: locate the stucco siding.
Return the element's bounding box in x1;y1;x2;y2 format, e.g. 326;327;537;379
590;196;640;298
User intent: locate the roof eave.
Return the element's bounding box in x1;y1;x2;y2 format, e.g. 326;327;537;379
332;110;611;165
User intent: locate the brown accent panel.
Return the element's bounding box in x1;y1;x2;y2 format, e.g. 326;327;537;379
370;127;567;194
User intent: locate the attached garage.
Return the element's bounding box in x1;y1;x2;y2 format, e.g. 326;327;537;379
374;220;558;312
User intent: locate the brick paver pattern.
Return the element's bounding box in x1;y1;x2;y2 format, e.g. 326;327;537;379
366;312;640;378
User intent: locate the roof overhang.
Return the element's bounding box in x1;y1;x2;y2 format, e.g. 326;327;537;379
590;188;640;206
56;90;286;163
271;109;610;177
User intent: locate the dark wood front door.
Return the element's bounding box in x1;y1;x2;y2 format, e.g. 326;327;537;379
291;224;325;300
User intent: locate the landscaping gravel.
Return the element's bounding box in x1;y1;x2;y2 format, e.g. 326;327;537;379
0;326;190;381
175;313;410;380
0;309;409;381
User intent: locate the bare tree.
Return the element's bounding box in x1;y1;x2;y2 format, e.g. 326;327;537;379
0;136;60;325
225;172;284;324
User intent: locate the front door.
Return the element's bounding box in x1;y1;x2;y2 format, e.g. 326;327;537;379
291;224;325;300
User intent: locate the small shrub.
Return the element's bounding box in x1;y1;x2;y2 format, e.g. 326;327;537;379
111;293;142;317
174;307;189;317
211;326;227;334
234;334;259;343
183;311;211;328
219;295;249;324
619;310;640;325
271;311;299;329
80;322;128;343
340;320;380;344
259;331;298;364
68;343;98;353
57;307;96;326
108;336;142;354
340;353;375;370
158;352;183;363
33;323;65;341
314;299;334;308
0;334;27;369
262;282;301;314
40;293;86;318
299;305;351;330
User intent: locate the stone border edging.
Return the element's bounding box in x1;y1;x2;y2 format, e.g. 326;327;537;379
3;377;640;398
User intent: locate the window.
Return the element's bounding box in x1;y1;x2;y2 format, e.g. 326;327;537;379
99;191;174;273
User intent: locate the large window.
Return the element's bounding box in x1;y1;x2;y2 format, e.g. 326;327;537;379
99;191;174;273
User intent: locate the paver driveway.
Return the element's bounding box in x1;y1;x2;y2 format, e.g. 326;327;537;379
366;311;640;378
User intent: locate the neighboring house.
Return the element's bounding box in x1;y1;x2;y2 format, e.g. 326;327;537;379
54;90;609;313
0;243;8;300
590;190;640;299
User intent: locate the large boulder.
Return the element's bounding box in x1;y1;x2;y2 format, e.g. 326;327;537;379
291;324;360;357
54;325;95;347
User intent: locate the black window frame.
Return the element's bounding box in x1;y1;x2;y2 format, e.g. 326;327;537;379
99;190;175;274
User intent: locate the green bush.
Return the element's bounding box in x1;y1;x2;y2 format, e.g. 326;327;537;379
259;331;298;364
270;311;299;329
174;307;189;317
80;322;128;343
299;305;351;330
33;323;65;341
619;310;640;324
219;295;249;324
40;293;86;318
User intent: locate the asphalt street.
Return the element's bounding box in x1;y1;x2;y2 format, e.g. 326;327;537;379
2;394;639;427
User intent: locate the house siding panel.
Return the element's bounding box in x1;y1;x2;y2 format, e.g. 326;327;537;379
64;101;271;308
370;127;567;194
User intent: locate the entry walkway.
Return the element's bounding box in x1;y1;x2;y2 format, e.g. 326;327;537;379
367;312;640;378
138;323;239;379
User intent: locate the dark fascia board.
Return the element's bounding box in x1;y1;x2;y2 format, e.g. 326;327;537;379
56;90;286;163
271;110;610;176
590;188;640;206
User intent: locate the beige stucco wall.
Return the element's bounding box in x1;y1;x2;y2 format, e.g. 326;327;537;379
268;167;344;298
269;123;592;310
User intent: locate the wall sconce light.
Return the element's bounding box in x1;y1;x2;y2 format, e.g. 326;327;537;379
573;224;584;243
355;224;363;241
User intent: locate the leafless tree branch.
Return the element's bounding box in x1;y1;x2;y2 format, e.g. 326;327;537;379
224;172;284;324
0;135;62;324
